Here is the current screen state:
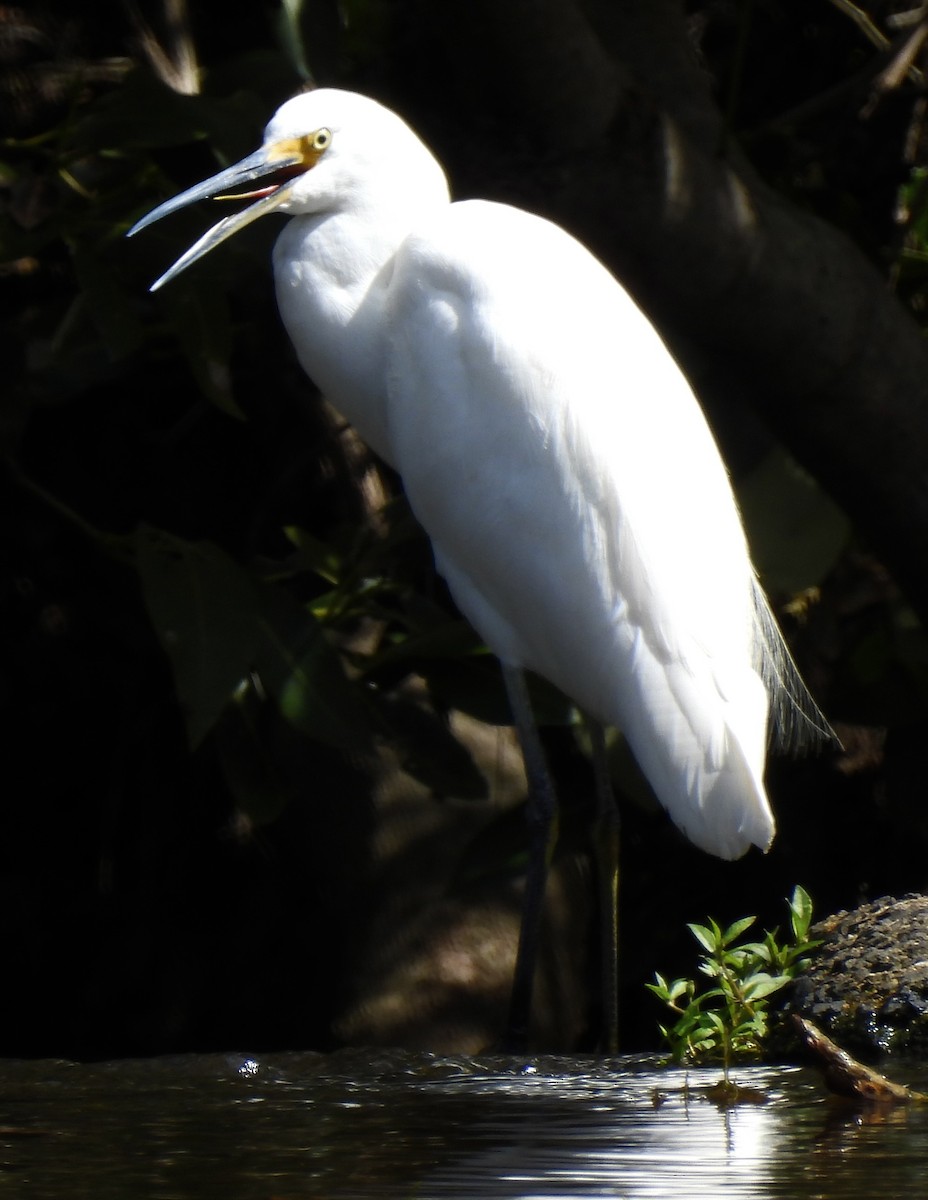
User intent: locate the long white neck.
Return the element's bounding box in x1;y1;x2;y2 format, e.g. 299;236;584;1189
273;191;447;465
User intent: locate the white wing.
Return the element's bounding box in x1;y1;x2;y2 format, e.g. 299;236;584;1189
386;199;776;858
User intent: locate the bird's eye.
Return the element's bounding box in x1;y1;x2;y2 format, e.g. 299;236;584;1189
312;128;332;152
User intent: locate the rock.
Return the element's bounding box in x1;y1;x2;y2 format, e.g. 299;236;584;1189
791;894;928;1058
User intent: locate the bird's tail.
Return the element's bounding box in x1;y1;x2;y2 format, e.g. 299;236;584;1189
617;636;775;862
750;576;839;755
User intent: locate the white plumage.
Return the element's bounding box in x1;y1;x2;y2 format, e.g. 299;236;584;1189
130;87;828;863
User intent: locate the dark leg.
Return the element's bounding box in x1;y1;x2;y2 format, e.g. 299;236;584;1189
589;720;620;1054
501;662;558;1052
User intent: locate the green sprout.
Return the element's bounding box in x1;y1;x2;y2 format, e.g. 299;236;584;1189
647;885;819;1074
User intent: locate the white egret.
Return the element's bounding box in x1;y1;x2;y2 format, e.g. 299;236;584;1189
128;88;830;1048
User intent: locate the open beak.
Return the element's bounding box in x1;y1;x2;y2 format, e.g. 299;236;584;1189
127;144;306;291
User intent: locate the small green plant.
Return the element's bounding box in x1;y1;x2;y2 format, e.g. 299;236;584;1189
647;885;819;1073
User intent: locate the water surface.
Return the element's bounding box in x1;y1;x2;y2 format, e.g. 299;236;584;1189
3;1049;927;1197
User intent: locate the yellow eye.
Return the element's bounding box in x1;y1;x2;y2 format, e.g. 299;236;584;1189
266;131;331;168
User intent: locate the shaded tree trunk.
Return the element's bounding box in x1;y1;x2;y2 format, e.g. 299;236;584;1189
410;0;928;620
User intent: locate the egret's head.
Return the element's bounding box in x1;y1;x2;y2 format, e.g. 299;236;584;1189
127;88;448;291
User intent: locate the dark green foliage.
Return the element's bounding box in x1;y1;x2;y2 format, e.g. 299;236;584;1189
1;19;500;814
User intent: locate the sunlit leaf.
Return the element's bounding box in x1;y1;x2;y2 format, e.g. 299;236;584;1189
742;973;790;1001
720;915;756;946
687;920;719;953
789;883;814;940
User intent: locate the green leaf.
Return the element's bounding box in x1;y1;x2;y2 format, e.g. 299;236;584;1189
688;921;720;954
371;619;487;672
737;446;850;595
651;884;820;1064
158;277;241;418
214;688;302;825
667;978;693;1004
134;526;371;753
737;939;771;963
134;525;262;748
252;583;373;753
721;915;756;945
742;972;790;1002
789;884;815;941
280;525;344;584
66;70;267;157
647;975;692;1006
704;1011;727;1036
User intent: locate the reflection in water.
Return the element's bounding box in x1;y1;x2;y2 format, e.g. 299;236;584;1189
2;1050;928;1198
416;1064;807;1198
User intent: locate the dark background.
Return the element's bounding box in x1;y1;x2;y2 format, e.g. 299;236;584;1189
3;0;928;1059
